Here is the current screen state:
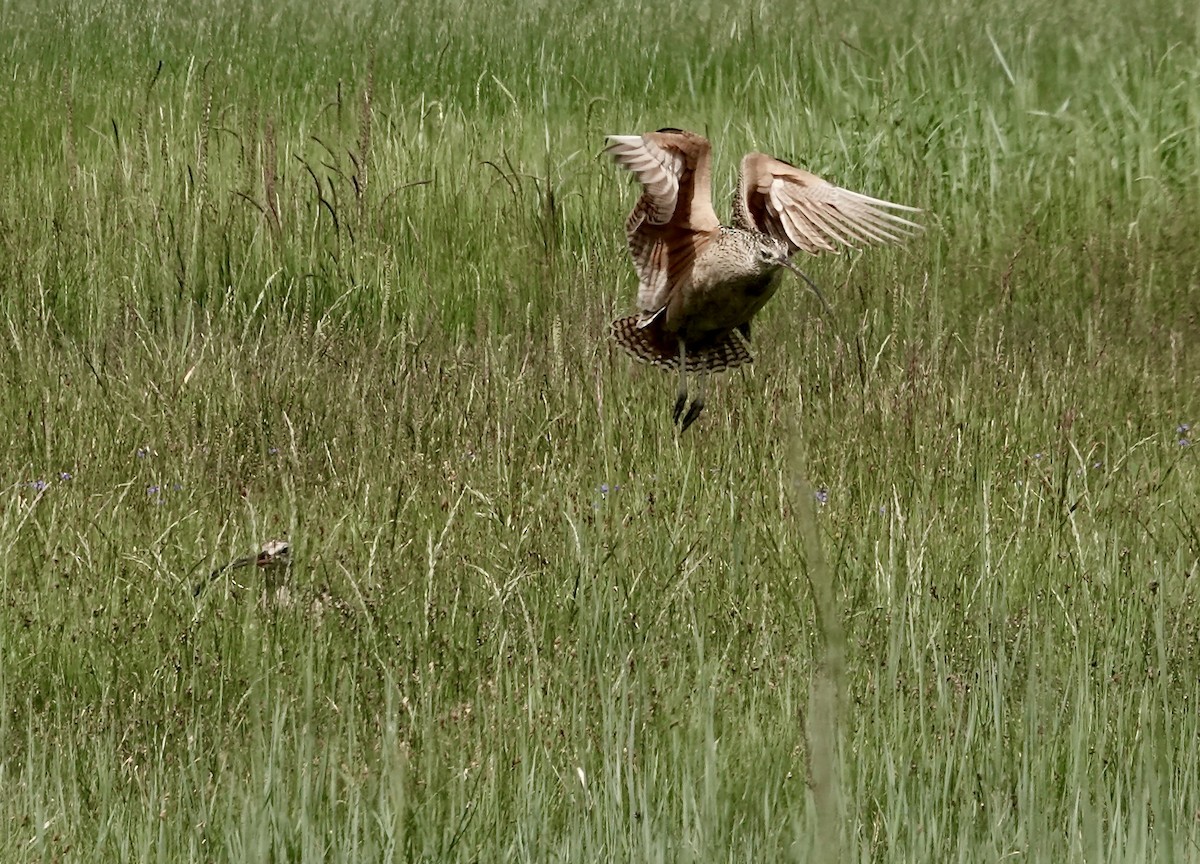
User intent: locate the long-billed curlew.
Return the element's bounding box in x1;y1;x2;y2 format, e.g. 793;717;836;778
193;539;291;597
606;128;922;430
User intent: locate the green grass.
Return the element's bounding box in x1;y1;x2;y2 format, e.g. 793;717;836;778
1;0;1198;859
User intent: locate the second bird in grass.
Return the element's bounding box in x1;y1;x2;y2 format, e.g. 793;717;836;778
606;128;923;430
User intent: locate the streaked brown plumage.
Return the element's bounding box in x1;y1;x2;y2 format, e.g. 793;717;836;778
606;128;922;430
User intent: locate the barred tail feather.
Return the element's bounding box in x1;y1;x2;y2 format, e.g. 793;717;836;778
610;316;753;373
610;315;675;367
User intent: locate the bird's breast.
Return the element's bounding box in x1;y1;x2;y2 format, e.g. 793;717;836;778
672;269;780;339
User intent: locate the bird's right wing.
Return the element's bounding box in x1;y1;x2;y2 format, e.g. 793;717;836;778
605;130;721;316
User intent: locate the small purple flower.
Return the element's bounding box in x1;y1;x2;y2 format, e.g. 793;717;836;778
878;504;887;515
30;479;48;492
136;448;149;459
600;483;609;495
147;484;160;495
1179;423;1191;434
59;471;72;481
1093;461;1103;470
815;487;829;505
1181;438;1191;448
1032;452;1043;461
268;447;279;455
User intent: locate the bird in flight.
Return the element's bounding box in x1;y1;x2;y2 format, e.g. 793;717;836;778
606;128;922;430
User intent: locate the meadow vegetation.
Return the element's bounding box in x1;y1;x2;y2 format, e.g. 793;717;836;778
1;0;1198;859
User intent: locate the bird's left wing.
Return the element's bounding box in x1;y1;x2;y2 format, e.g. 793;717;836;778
734;151;922;255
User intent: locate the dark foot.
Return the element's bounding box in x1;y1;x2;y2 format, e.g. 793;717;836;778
680;399;704;432
672;391;688;424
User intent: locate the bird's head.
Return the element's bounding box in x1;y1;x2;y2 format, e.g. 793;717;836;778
753;235;834;318
751;235;793;272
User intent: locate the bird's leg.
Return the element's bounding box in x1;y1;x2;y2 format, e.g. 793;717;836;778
672;340;688;424
680;369;707;432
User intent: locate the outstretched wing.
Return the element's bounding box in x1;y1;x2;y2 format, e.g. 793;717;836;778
734;151;922;255
605;129;721;316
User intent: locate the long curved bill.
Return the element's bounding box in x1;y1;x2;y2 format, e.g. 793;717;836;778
779;258;834;319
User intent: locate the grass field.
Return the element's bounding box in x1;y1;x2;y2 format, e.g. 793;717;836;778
2;0;1198;859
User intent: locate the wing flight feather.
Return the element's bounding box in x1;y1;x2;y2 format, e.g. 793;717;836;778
606;130;720;316
735;151;922;256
